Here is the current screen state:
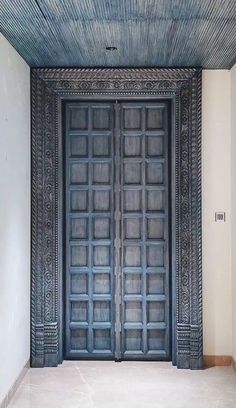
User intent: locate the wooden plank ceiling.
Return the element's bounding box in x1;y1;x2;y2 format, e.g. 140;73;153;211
0;0;236;68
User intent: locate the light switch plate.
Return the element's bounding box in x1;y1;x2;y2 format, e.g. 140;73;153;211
215;212;226;222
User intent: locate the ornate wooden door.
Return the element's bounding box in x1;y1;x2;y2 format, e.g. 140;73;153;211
65;100;170;360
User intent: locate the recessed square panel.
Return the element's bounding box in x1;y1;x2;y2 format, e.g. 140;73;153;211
125;274;142;294
93;301;110;322
124;136;141;157
125;301;142;322
146;108;164;130
93;135;110;157
147;301;165;323
71;245;88;267
94;273;110;294
93;190;110;212
93;163;111;184
71;329;87;350
70;135;88;157
93;246;110;266
125;329;142;351
94;329;111;350
147;274;164;295
71;218;88;239
70;190;88;212
146;163;164;184
146;190;164;212
147;245;164;267
71;301;88;322
92;108;111;130
124;246;141;267
146;136;163;157
93;218;110;239
124;190;142;212
71;274;88;294
70;163;88;184
147;329;165;350
70;108;88;130
124;163;141;184
147;218;164;239
123;108;141;130
124;218;141;239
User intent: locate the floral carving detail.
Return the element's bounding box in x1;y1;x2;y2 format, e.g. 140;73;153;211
31;68;202;369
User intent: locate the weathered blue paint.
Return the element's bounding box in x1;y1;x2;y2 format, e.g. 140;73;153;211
0;1;235;67
64;100;171;360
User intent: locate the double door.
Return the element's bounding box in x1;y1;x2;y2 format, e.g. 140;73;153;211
64;100;170;360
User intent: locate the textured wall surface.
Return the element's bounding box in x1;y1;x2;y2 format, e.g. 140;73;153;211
202;70;232;356
0;34;30;404
231;64;236;362
0;0;236;68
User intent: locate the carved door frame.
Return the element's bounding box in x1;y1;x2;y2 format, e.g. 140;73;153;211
31;68;202;369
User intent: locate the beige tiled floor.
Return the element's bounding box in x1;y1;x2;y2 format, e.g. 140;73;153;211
8;361;236;408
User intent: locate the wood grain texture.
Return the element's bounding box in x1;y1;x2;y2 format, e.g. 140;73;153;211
203;355;232;368
232;358;236;372
0;0;236;68
64;101;171;360
119;101;170;360
64;102;115;359
31;67;202;369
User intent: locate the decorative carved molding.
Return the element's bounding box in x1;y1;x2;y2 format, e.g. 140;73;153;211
31;68;202;369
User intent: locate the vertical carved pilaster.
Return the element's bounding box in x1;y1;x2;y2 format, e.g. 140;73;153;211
31;73;59;367
176;72;202;369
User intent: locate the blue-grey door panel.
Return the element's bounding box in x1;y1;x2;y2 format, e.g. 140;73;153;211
120;102;170;359
64;101;170;360
65;102;115;358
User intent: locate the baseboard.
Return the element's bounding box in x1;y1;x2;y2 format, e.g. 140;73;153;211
232;358;236;372
203;355;232;368
0;359;30;408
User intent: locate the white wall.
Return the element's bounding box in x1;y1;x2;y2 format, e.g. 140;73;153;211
231;64;236;362
202;70;232;356
0;34;30;404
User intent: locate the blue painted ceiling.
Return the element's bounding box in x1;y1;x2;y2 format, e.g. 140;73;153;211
0;0;236;68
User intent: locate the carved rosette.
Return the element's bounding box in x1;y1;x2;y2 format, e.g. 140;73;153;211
31;68;202;369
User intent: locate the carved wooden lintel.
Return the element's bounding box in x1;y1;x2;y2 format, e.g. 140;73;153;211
31;68;202;369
